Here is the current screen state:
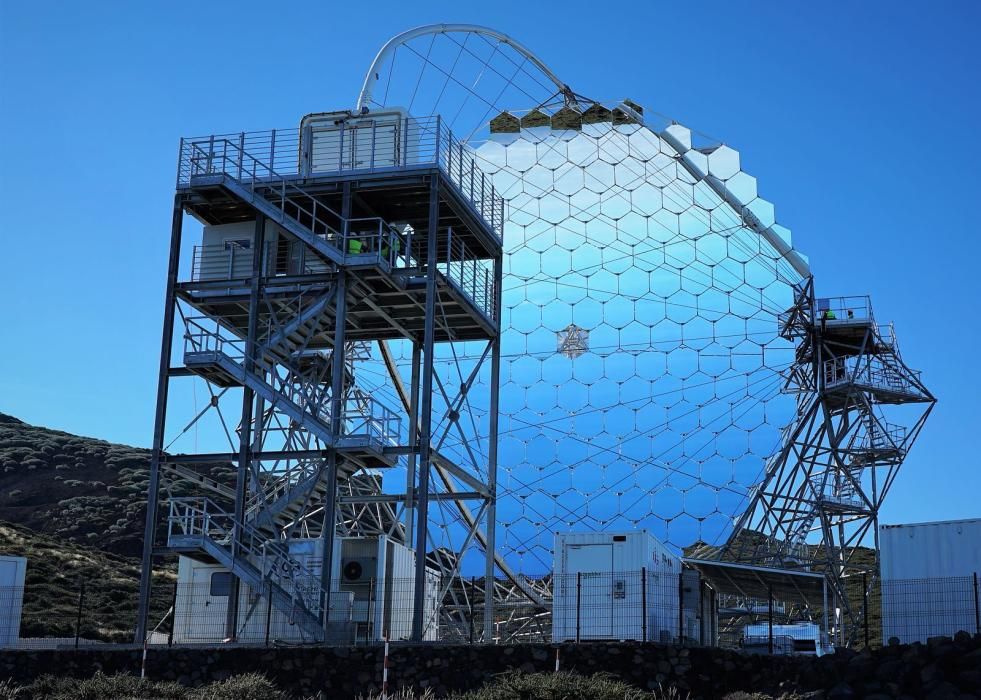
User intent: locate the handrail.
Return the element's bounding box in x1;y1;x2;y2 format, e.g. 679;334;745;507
440;227;497;320
178;116;505;242
823;356;921;395
183;318;402;443
167;496;325;616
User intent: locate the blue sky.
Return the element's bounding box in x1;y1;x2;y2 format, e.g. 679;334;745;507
1;0;978;530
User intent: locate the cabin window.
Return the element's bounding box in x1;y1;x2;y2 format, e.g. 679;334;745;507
223;239;251;251
210;571;232;596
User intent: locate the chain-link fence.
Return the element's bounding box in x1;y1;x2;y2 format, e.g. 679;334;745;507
1;571;978;651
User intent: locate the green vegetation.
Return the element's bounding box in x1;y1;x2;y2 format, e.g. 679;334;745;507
0;672;286;700
0;413;230;558
0;521;173;641
359;673;813;700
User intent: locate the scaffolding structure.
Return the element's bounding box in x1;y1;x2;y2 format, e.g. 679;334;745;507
135;114;507;642
721;277;935;643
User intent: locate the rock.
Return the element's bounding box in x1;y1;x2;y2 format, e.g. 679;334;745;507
922;663;943;684
926;681;961;700
827;682;855;698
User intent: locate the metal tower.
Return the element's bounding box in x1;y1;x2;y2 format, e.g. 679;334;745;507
722;276;935;642
135;113;506;642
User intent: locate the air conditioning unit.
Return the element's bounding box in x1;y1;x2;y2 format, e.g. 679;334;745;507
335;535;439;642
341;557;377;584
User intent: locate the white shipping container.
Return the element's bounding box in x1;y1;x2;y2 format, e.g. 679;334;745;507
0;556;26;647
172;538;353;645
879;519;981;645
552;531;680;642
300;109;420;176
172;534;440;644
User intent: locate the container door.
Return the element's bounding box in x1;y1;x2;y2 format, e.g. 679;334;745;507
0;559;24;645
566;544;613;638
350;119;400;169
187;567;231;641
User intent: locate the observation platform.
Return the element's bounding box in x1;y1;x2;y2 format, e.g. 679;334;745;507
174;116;502;344
810;297;895;356
822;358;930;406
177;116;504;259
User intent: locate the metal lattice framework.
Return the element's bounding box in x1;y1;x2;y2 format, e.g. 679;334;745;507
719;278;935;643
134;24;933;646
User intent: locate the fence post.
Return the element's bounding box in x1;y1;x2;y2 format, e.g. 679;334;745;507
74;578;85;649
368;577;376;644
974;572;980;635
167;582;178;647
768;584;774;655
641;567;647;643
576;572;582;643
264;579;273;647
863;572;870;649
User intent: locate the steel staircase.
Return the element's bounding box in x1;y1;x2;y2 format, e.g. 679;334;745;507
166;496;327;641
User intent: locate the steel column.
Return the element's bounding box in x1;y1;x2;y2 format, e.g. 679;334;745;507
320;270;347;626
135;195;184;643
225;214;266;639
412;175;440;641
482;253;503;642
404;343;421;545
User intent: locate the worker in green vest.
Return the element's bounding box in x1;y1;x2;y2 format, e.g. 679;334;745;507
381;235;402;263
348;237;363;255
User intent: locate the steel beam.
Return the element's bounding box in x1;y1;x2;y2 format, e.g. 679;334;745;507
135;196;184;643
225;214;266;639
412;173;440;641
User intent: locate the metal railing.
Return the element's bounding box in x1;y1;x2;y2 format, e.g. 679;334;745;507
183;318;401;444
245;462;321;522
441;228;496;320
177;116;505;242
181;136;346;247
341;390;401;445
190;229;413;283
191;241;332;281
859;421;907;451
823;357;922;396
166;497;325;617
815;296;872;322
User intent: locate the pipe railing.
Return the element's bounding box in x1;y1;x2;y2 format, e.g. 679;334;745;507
823;357;921;395
441;228;497;320
178;116;505;242
166;497;325;616
183;318;402;444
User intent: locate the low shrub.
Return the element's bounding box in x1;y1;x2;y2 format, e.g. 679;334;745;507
0;671;287;700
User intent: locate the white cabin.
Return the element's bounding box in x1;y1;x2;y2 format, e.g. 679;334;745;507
552;531;681;642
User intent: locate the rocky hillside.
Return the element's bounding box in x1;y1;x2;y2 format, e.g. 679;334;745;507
0;521;175;641
0;413;230;558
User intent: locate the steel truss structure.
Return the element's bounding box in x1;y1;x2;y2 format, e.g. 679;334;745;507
721;276;935;643
135;115;511;643
133;24;936;648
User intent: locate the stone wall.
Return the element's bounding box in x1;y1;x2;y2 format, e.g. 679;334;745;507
1;633;979;699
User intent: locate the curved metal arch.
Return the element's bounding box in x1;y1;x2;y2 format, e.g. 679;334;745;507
356;23;573;113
